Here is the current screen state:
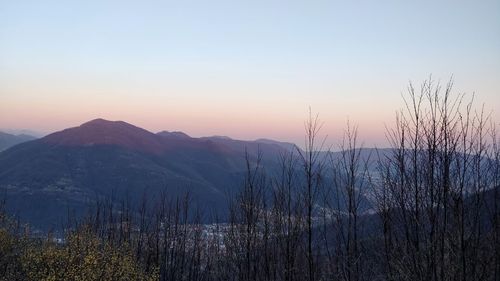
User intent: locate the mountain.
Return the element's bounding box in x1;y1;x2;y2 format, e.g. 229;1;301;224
157;131;191;139
0;119;383;231
0;132;36;151
0;119;290;230
254;138;297;152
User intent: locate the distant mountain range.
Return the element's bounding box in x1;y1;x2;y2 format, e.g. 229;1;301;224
0;132;37;152
0;119;301;229
3;118;492;233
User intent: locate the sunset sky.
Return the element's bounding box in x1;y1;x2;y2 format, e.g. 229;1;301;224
1;0;499;147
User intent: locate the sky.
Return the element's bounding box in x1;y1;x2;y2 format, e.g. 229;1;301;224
1;0;499;147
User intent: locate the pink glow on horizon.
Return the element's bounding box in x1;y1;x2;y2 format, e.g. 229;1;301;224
1;75;497;149
0;101;395;148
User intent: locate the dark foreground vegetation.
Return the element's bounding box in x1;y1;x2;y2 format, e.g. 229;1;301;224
1;79;499;281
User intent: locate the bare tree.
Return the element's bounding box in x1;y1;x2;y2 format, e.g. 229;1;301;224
297;109;326;281
272;150;303;281
375;77;499;281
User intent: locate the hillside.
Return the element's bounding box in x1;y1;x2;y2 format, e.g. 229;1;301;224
0;119;292;229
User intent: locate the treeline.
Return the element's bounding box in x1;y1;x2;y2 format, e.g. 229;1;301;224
1;79;499;281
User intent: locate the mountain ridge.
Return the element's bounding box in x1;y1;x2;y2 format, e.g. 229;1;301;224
0;131;36;151
0;118;384;230
0;118;293;229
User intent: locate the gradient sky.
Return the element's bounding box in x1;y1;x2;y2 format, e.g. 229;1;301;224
1;0;499;147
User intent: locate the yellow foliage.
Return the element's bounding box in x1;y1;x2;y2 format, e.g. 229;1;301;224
16;228;157;281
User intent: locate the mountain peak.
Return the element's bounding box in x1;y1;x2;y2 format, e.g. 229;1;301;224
208;135;233;140
42;118;167;154
81;118;130;127
83;118;109;124
157;131;191;139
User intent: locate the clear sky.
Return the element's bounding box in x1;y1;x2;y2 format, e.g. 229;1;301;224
1;0;499;146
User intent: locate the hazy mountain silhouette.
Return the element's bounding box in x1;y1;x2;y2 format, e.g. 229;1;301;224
0;131;36;151
0;119;293;229
0;119;383;230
